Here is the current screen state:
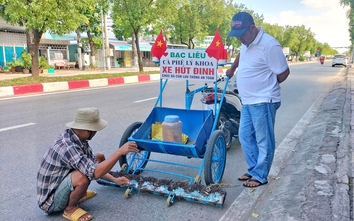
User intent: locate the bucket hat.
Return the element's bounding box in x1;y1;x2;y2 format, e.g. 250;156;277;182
66;107;107;131
227;11;255;37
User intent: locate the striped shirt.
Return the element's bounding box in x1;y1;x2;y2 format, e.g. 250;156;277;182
37;129;98;213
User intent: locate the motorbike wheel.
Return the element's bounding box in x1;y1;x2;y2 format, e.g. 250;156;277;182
217;111;232;150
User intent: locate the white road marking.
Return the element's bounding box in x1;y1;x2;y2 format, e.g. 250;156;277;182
0;122;36;132
134;97;158;103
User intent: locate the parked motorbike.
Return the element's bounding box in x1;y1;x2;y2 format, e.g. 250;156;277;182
200;73;242;150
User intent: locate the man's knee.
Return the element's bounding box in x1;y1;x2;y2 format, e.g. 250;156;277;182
71;170;90;187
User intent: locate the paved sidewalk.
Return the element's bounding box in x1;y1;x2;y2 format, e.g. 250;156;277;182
220;67;353;221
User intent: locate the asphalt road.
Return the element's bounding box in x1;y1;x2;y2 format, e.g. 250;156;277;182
0;61;346;220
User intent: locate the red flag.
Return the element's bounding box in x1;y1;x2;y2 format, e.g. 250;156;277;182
218;49;228;65
151;30;167;59
205;29;225;60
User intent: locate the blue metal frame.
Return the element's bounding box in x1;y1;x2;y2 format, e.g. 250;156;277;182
125;74;230;185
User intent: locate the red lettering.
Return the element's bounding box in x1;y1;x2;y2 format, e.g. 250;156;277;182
175;67;190;74
193;68;215;75
163;66;172;73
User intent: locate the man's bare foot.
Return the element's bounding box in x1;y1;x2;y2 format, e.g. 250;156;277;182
243;178;268;188
63;207;92;221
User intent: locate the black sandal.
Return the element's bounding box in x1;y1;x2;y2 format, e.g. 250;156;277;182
237;173;252;181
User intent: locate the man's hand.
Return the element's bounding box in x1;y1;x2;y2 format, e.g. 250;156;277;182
113;176;130;186
119;141;138;155
94;142;138;179
100;173;131;185
226;69;234;78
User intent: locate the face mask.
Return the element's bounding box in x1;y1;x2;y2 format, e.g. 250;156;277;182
87;131;96;140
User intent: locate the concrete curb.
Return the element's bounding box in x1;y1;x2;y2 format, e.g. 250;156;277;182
0;74;161;98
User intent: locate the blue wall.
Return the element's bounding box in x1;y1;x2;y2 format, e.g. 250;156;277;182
0;46;3;67
0;46;26;67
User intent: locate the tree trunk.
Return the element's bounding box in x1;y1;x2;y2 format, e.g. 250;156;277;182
87;30;95;66
26;28;43;77
189;38;195;49
131;33;138;67
134;30;143;72
76;30;82;69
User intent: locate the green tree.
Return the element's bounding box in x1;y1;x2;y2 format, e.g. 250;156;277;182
340;0;354;55
282;25;314;60
263;23;285;45
321;43;337;56
111;0;172;72
77;2;104;66
172;1;203;48
0;0;93;77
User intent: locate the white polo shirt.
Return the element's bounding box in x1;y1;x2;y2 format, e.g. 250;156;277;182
237;27;288;105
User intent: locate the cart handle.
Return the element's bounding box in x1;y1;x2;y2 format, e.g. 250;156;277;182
185;74;227;109
211;76;230;132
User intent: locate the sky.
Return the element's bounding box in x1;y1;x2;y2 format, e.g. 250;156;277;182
239;0;350;52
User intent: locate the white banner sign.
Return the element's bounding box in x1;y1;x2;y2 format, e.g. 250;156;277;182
160;49;218;82
282;47;290;56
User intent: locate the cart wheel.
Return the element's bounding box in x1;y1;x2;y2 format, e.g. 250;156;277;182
194;175;201;184
125;187;132;199
119;122;151;175
217;112;232;150
167;194;175;207
120;163;127;173
204;130;227;185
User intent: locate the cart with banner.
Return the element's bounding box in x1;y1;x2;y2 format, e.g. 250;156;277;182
98;31;231;207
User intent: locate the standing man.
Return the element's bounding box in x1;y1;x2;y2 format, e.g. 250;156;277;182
37;107;138;221
226;12;290;188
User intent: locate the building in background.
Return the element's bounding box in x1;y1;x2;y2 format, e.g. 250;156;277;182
0;19;26;67
1;17;195;69
0;19;71;68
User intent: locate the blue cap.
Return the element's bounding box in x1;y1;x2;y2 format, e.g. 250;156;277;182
164;115;180;123
227;12;255;37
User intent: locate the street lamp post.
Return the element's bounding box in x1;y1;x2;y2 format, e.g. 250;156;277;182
351;24;354;63
101;7;106;71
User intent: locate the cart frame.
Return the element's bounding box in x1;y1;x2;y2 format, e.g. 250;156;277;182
97;46;232;207
121;73;231;185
